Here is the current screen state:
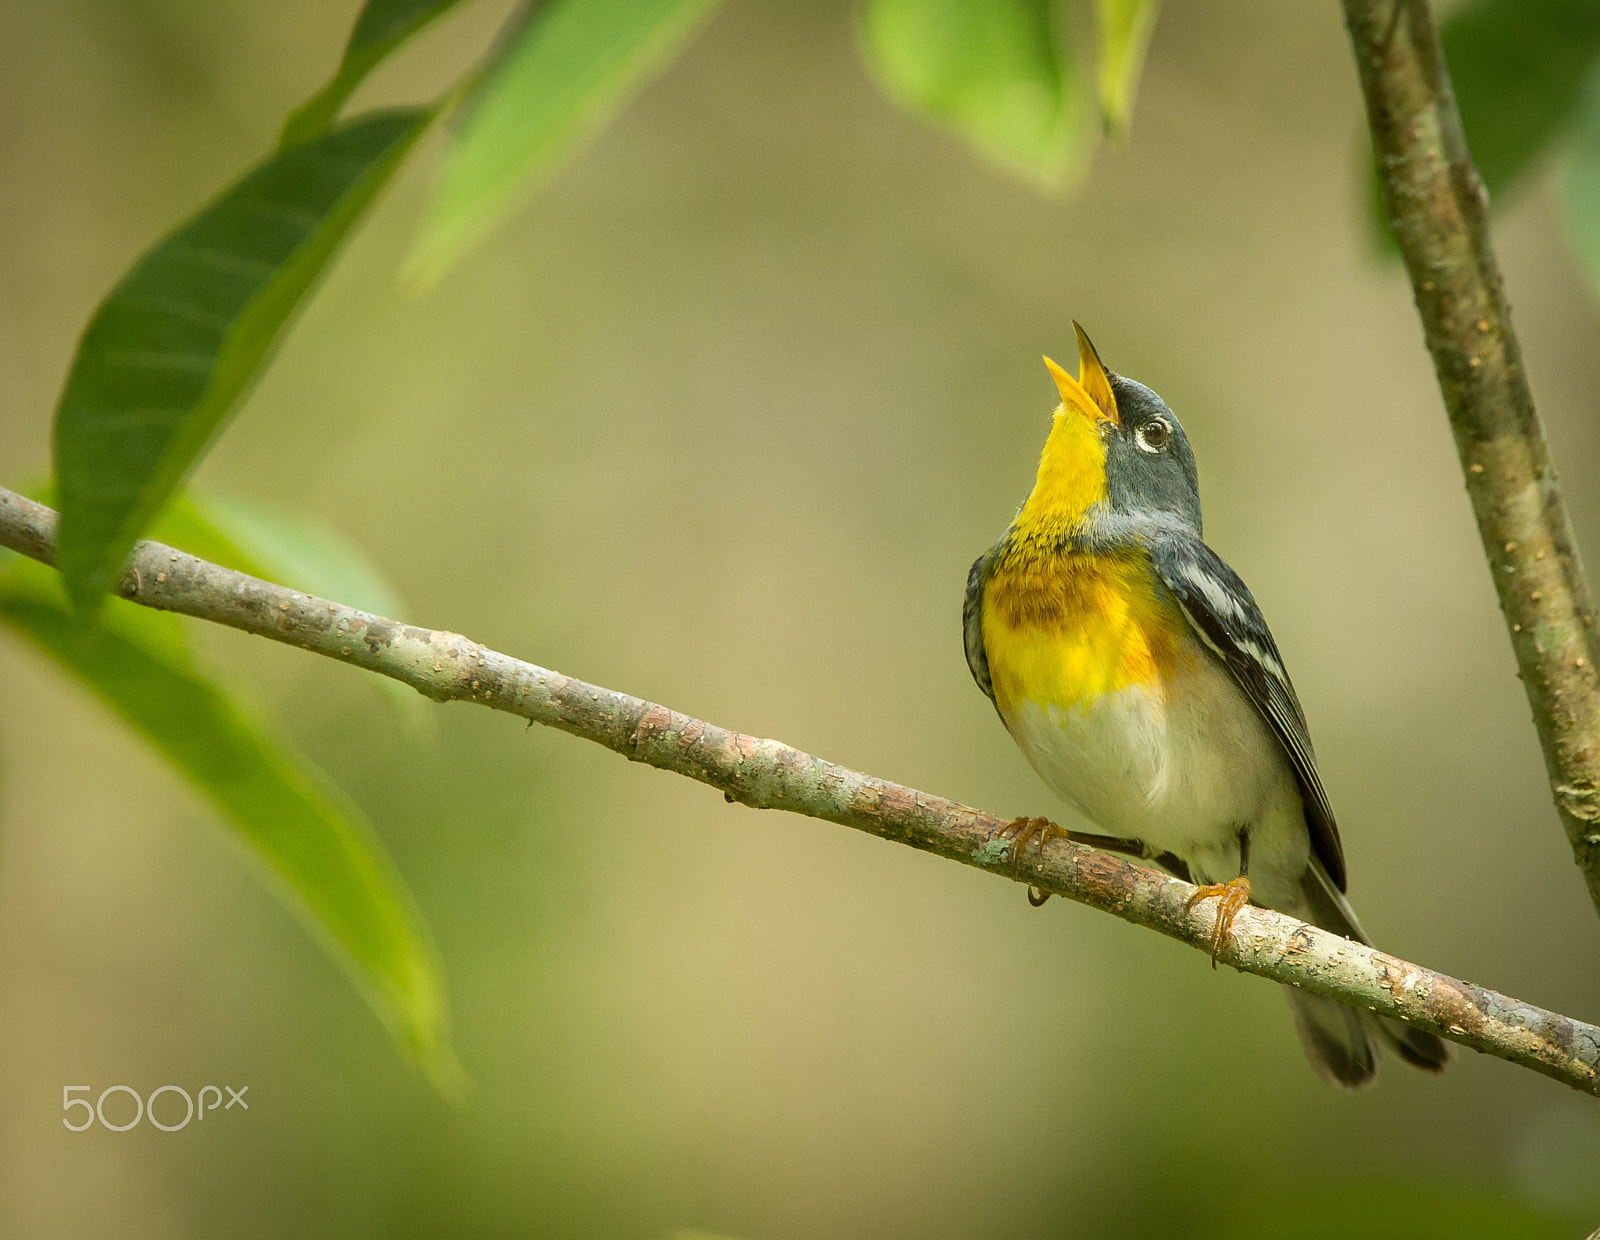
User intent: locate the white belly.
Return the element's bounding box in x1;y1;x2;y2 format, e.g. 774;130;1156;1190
1002;649;1310;902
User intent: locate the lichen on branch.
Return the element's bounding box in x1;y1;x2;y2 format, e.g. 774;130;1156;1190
2;485;1596;1095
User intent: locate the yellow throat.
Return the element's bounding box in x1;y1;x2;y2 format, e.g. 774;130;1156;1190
1008;322;1120;547
981;327;1183;713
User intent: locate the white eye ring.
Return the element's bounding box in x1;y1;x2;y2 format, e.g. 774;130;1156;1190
1136;418;1171;453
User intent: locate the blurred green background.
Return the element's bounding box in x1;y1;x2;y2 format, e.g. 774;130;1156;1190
2;0;1600;1235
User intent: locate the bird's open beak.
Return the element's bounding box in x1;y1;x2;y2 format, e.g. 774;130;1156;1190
1043;322;1119;427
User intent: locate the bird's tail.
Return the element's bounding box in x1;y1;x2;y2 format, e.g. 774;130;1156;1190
1284;987;1379;1088
1280;862;1449;1088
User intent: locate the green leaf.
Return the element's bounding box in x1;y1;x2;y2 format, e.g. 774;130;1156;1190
1093;0;1160;139
1368;0;1600;251
281;0;466;147
1562;65;1600;297
1443;0;1600;200
169;491;436;738
0;556;459;1089
20;474;410;621
53;107;434;617
1191;1180;1567;1240
409;0;722;284
859;0;1091;187
168;492;410;625
14;475;434;736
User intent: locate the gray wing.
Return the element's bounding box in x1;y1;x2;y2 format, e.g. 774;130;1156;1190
963;552;996;707
1149;530;1347;892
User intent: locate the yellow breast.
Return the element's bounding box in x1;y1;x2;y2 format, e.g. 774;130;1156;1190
982;548;1185;715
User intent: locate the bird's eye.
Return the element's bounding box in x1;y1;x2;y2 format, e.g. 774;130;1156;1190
1136;418;1171;452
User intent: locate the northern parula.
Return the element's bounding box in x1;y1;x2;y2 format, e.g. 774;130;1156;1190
963;325;1447;1087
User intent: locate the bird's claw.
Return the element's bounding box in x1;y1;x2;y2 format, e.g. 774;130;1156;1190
1185;875;1252;969
994;816;1065;906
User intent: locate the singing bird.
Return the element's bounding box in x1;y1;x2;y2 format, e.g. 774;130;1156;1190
962;325;1447;1086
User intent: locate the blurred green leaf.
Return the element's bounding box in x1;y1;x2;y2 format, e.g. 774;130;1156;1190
0;556;459;1089
1368;0;1600;251
1562;66;1600;297
164;492;408;623
171;491;436;738
1445;0;1600;199
281;0;467;147
1093;0;1160;139
53;107;433;617
14;474;435;736
410;0;722;284
1191;1180;1567;1240
858;0;1090;187
21;474;412;622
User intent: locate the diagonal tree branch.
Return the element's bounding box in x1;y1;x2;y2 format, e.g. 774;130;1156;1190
1342;0;1600;920
2;484;1598;1093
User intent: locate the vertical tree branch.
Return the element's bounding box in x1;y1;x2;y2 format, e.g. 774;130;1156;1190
1342;0;1600;919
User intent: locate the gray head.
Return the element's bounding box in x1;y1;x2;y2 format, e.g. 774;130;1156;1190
1037;324;1203;539
1102;370;1202;535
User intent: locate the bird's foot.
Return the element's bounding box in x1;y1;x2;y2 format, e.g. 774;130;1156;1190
994;816;1065;906
1185;875;1252;969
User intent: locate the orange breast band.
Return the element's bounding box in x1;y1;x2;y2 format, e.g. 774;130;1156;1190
982;550;1185;713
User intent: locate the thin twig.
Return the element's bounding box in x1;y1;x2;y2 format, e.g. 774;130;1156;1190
1;485;1596;1093
1342;0;1600;918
